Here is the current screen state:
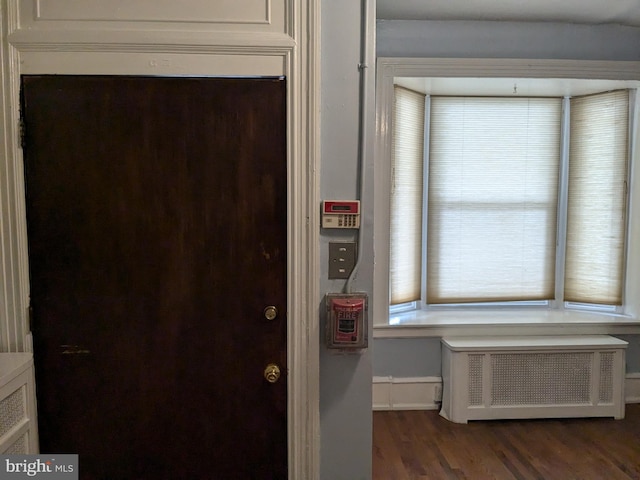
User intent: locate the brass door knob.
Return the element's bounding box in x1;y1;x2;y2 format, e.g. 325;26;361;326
264;306;278;321
264;363;281;383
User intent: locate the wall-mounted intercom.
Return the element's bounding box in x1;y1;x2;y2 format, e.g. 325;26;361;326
326;293;368;350
322;200;360;229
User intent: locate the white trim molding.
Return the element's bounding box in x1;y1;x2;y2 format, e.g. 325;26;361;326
372;376;442;411
0;0;320;478
373;374;640;411
377;57;640;81
374;314;640;338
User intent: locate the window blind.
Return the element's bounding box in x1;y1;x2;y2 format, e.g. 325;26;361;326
427;97;562;304
390;86;425;305
565;90;629;305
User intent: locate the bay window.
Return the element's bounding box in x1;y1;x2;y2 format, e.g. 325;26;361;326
389;83;631;316
376;57;638;325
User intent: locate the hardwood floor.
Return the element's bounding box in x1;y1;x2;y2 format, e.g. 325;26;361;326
373;404;640;479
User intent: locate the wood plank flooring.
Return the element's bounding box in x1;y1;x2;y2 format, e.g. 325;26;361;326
373;404;640;479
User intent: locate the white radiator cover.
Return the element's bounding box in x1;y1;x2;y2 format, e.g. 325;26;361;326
0;353;39;454
440;336;627;424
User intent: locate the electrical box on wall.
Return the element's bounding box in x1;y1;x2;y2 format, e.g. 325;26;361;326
322;200;360;229
326;293;368;350
328;242;356;279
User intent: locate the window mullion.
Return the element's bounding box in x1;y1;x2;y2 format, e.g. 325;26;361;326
554;96;571;308
618;89;637;313
421;94;430;308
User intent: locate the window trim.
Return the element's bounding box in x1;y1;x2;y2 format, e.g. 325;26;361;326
374;58;640;331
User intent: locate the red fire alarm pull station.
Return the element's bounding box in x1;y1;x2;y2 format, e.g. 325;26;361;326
326;293;368;350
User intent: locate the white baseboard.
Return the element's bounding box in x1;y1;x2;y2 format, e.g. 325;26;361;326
372;376;442;411
373;374;640;411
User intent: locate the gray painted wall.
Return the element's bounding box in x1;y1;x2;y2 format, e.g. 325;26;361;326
377;20;640;60
619;335;640;373
373;20;640;380
320;1;375;479
373;338;442;377
374;335;640;377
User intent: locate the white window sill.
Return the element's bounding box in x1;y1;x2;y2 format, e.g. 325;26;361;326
374;309;640;338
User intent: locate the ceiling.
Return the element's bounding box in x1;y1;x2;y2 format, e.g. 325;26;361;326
376;0;640;27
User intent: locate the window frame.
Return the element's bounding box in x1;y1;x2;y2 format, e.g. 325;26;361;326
373;58;640;335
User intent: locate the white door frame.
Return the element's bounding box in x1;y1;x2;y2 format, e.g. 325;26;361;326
0;1;320;478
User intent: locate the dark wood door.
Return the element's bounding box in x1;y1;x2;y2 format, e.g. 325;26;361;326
22;75;287;479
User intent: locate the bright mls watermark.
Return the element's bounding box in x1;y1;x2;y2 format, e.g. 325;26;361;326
0;455;77;479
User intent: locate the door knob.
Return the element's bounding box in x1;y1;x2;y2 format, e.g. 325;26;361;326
263;306;278;321
264;363;281;383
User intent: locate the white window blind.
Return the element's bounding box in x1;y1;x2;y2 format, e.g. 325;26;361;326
565;90;629;305
390;86;425;305
427;97;562;304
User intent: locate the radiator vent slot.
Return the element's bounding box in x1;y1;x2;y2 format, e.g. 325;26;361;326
490;352;592;406
599;352;614;403
468;354;484;406
0;386;26;438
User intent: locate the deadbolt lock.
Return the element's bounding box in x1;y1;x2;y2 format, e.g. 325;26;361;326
264;363;281;383
263;306;278;321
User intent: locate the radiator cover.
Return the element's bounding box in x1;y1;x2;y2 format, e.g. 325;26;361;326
440;336;627;424
0;353;39;454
